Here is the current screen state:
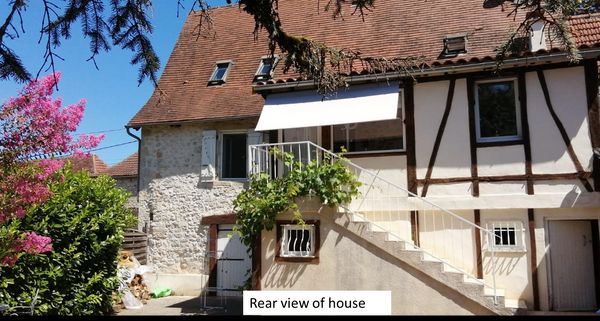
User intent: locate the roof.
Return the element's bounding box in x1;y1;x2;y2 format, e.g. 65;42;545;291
129;1;600;127
103;153;138;177
67;154;109;176
570;12;600;46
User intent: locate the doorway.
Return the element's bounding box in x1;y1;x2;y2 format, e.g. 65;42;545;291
548;220;599;311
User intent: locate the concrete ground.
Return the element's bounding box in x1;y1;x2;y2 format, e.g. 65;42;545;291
115;295;243;316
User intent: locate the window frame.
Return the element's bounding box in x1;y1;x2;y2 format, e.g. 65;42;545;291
254;56;278;82
330;90;406;155
443;34;467;57
275;220;320;263
474;77;523;143
218;130;248;181
208;61;233;86
485;220;526;252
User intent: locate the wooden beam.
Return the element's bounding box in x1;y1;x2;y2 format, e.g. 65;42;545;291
467;77;479;197
410;211;420;247
405;81;419;245
528;209;540;310
200;213;236;225
416;171;592;185
405;81;417;195
251;233;262;290
519;72;534;195
422;79;456;197
537;70;594;192
208;225;218;296
584;60;600;191
591;220;600;308
474;210;483;279
321;126;331;151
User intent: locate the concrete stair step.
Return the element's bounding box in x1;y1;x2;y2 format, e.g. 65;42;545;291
484;287;505;298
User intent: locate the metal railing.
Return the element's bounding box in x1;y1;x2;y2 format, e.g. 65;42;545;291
249;141;500;304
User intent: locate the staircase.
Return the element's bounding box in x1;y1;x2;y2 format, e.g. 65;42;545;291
249;141;519;315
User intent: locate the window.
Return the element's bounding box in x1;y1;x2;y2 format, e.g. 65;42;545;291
486;221;525;252
474;78;522;143
221;133;247;179
443;35;467;57
208;61;232;85
332;104;404;154
254;57;276;81
276;220;319;263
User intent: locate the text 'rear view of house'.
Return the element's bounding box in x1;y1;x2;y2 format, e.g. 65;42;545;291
126;0;600;315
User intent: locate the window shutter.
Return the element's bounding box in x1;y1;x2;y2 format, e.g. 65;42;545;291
247;130;263;176
201;130;217;181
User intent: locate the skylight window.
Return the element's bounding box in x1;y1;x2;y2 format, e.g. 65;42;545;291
443;34;467;57
208;61;232;86
254;57;276;82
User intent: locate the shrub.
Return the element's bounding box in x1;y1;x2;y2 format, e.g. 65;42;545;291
0;166;135;315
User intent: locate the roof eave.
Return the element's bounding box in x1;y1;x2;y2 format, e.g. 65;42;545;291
253;49;600;93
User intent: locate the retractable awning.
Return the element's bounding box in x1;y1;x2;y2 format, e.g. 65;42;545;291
255;82;400;131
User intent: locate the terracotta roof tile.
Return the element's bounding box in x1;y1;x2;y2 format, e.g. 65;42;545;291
129;1;600;126
103;153;138;177
66;154;108;176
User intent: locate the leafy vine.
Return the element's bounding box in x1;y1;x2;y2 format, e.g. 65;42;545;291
232;148;361;246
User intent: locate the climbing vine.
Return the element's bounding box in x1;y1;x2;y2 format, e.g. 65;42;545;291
232;148;361;246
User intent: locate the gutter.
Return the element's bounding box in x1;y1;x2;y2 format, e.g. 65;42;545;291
125;125;142;205
253;48;600;93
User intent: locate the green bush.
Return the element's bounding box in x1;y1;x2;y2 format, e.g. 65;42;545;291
0;167;135;315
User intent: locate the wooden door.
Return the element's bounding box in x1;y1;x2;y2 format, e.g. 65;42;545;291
548;220;597;311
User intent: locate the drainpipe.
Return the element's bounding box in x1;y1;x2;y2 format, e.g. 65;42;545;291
125;125;143;231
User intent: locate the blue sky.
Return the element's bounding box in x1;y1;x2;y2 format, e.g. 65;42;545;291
0;0;228;166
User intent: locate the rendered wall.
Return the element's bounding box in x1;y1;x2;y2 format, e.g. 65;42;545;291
260;209;493;315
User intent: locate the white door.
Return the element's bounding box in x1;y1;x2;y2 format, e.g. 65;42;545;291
216;224;251;296
548;220;597;311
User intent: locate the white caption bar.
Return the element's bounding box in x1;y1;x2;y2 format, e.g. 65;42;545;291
243;290;391;315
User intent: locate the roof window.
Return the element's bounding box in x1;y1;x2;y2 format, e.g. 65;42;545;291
208;61;232;86
443;34;467;57
254;57;277;82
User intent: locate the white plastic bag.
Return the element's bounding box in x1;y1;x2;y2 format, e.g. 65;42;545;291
122;289;143;310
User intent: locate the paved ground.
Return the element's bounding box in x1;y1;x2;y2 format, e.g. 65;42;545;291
115;295;243;316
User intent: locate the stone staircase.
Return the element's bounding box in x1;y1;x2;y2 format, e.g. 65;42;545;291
334;210;517;316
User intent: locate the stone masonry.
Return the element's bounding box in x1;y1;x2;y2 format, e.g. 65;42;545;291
138;122;254;274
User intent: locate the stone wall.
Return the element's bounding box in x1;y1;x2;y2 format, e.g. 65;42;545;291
114;176;138;209
138;120;256;274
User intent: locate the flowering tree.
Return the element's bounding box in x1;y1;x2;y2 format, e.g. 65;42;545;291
0;72;103;266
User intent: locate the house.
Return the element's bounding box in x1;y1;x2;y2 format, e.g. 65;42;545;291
67;153;109;176
127;0;600;314
103;153;139;219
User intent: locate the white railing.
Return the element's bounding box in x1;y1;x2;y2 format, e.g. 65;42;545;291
249;141;500;304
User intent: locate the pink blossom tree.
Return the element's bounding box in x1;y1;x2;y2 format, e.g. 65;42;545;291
0;72;103;266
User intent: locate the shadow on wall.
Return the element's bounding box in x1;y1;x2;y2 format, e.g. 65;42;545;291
482;252;523;276
263;238;307;288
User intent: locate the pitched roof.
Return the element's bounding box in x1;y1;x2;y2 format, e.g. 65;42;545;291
67;154;109;176
129;1;600;127
103;153;138;177
570;12;600;46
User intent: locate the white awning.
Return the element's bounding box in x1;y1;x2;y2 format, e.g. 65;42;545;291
255;82;400;131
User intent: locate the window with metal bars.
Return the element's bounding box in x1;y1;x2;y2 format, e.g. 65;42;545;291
281;224;315;257
486;221;526;251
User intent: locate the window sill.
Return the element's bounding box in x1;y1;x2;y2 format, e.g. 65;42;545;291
484;248;527;254
200;179;247;188
476;139;524;148
275;256;319;264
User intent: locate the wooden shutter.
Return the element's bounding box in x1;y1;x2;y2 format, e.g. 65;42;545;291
247;130;263;176
201;130;217;181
